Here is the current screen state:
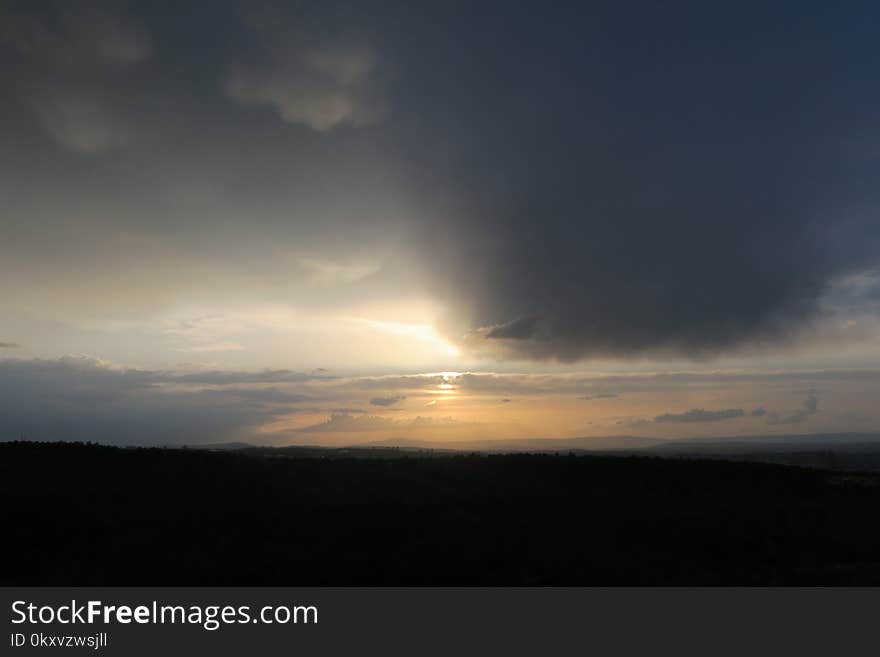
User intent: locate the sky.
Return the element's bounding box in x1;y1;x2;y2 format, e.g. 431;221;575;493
2;0;880;446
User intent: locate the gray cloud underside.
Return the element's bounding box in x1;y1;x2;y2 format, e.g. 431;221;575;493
369;395;405;406
0;357;274;445
654;408;746;423
654;391;820;425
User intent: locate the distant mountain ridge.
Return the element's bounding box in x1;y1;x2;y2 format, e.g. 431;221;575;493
362;435;666;452
648;432;880;454
188;432;880;454
364;432;880;453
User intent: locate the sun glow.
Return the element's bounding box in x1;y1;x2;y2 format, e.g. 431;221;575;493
352;317;460;362
427;371;461;395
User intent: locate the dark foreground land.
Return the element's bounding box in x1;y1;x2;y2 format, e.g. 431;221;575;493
4;441;880;585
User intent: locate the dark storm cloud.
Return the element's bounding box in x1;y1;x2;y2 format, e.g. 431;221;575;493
485;318;541;341
654;408;746;423
822;271;880;315
392;3;880;360
1;1;879;364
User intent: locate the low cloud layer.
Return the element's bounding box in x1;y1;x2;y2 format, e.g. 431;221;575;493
766;392;820;426
0;357;276;445
369;395;405;407
654;408;746;424
0;356;870;446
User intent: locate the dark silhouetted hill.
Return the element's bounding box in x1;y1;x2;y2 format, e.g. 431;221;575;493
4;441;880;585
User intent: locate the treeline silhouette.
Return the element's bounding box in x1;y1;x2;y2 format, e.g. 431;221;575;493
3;441;880;584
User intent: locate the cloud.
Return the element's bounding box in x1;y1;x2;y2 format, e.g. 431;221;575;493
0;6;151;66
369;394;406;407
0;342;19;349
751;407;767;417
485;317;541;340
2;2;879;372
397;7;880;361
0;358;496;444
766;391;820;425
30;94;130;153
179;343;246;353
578;393;618;400
226;16;385;133
293;409;470;434
295;413;395;432
766;410;808;425
0;357;279;445
1;4;151;153
170;370;323;385
654;408;746;423
804;392;819;414
0;356;868;445
337;369;880;399
616;417;652;428
297;257;381;286
192;387;309;405
64;7;151;64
